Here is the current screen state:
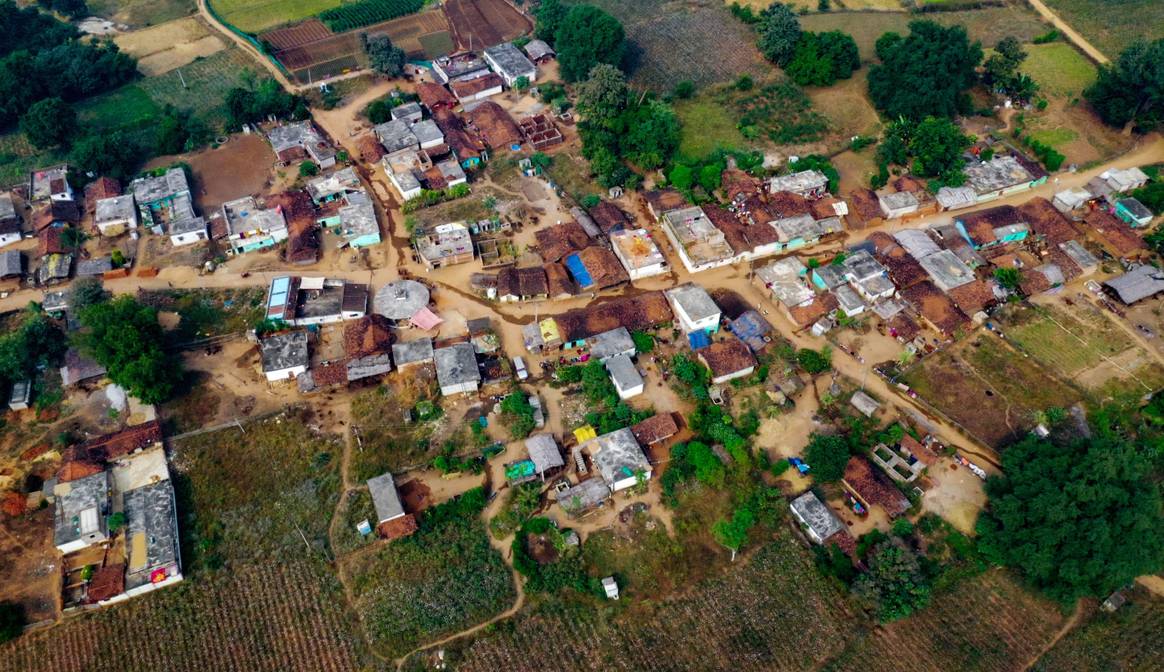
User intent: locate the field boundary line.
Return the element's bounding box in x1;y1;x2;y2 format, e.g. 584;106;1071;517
166;403;297;441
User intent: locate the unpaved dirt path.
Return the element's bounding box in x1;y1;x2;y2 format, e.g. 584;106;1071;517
1022;600;1086;671
1025;0;1109;65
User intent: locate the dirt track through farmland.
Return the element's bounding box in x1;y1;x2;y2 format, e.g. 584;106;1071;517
1024;0;1109;64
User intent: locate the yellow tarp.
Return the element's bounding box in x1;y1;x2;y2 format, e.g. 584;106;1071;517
573;425;597;443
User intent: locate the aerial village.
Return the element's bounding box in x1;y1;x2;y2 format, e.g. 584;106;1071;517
0;0;1163;666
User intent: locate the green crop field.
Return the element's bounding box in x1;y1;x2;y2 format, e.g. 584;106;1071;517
209;0;344;33
1022;43;1097;98
1001;304;1132;378
674;94;749;159
1043;0;1164;59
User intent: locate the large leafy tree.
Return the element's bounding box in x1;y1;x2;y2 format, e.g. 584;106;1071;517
1086;38;1164;131
907;117;973;181
756;2;801;67
76;295;182;404
853;539;932;622
618;98;679;169
803;433;850;482
976;418;1164;603
19;97;75;149
868;20;982;120
533;0;567;43
0;304;67;385
575;63;628;125
361;33;406;77
554;5;626;82
69;131;145;182
785;31;860;87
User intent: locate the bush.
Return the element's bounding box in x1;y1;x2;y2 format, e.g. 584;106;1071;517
796;347;831;374
298;161;319;177
673;80;695;99
631;330;654;354
804;433;850;482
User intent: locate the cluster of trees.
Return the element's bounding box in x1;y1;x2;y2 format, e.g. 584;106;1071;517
1086;38;1164;131
868;21;983;120
0;4;137;131
576;64;680;189
754;4;859;87
35;0;87;18
555;360;652;434
361;33;406;77
983;37;1038;104
0;304;68;392
976;411;1164;603
224;79;307;130
535;0;626;82
76;294;182;404
499;392;537;439
875;116;974;188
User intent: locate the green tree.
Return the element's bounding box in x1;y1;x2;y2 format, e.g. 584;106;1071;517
669;164;694;191
631;330;654;354
975;422;1164;603
713;505;756;555
1131;181;1164;214
804;433;850;482
983;36;1026;87
575;63;628;125
697;163;723;192
299;161;319;177
673;80;695;99
619;98;680;169
60;226;88;254
0;305;67;385
853;539;932;622
908;116;972;180
993;267;1022;291
69;131;145;182
868;21;983;120
71;276;113;312
20;96;75;149
756;2;801;67
534;0;567;43
500;392;537;439
555;5;626;82
361;33;406;77
785;31;859;87
513;75;531;92
75;295;182;404
796;347;831;374
687;441;726;489
365;98;393;124
1086;38;1164;131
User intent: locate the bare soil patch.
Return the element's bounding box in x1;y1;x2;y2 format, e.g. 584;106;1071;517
145;133;276;213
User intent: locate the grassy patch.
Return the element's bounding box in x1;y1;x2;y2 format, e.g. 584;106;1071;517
1021;43;1097;98
332;487;377;556
171;409;343;570
159;371;222;435
674;95;749;159
348;491;515;658
1001;303;1132;378
1028;127;1079;148
1042;0;1164;58
138;287;267;342
135;48;260;130
802;6;1050;61
209;0;344;33
542;151;605;203
350;380;445;478
88;0;196;26
582;514;703;599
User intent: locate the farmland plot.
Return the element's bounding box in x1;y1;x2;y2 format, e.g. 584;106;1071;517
1042;0;1164;59
583;0;770;91
824;571;1064;672
436;535;852;672
0;561;369;672
1032;593;1164;672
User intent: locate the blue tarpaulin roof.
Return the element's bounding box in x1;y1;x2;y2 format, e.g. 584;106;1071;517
564;252;593;288
688;330;710;350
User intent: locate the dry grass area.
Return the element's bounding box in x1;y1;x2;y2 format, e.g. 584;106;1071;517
114;17;226;76
806;69;883;149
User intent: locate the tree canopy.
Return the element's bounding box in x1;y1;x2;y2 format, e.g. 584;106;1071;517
1086;38;1164;131
756;2;801;67
785;31;859;87
0;304;67;387
867;21;982;120
0;38;137;128
76;295;182;404
976;417;1164;603
224;79;306;130
554;4;626;82
576;63;628;125
362;33;406;77
803;433;850;482
19;96;75;149
853;539;932;622
533;0;567;43
877;117;973;186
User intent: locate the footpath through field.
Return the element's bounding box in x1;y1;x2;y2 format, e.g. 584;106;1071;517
1025;0;1110;64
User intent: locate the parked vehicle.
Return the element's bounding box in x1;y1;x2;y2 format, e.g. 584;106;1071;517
513;356;529;381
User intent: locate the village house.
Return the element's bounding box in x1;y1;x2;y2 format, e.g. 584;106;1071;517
551;291;673;348
367;472;417;540
609;228;668;280
754;256;820;324
306;167;362;205
60;348;106;387
726;310;774;353
391;101;423;123
518;114;563;150
954;205;1031;250
373;279;431;326
850;390;880;418
433;52;491;84
605;353;643;400
901;281;969;338
508;433;565;484
846;189;885;229
935;185;977;212
643;189;688;221
1104;264;1164;305
588;326;636;363
1102;166;1149;194
496;266;549;302
660;206;738;273
415;221;474;268
434;343;481;396
1083;209;1149;261
392;337;435;369
223;196;288;255
842;455;910;518
557;477;611;516
964;154;1046;202
466;102;522;149
260;330;309;382
336;192;381;248
94;195;137;236
450;74;505;103
30;165;74;203
266;276;368;326
0;250;23;281
698;338;757;384
563;246;629;291
704;203;781;262
585;427;651;492
0;193;20;248
267;121;336;169
536;220;592;263
789;491;845;545
631;413;679;448
483;42;537;87
267;191;320;265
1017;197;1081;246
768;169;829;199
1052;187;1094;215
842;250;897;302
417;81;458;111
871;434;935;483
665;283;721;336
1114;197;1154;227
523;39;555;64
343;314;394;382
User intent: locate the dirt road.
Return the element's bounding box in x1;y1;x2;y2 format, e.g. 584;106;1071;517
1025;0;1110;65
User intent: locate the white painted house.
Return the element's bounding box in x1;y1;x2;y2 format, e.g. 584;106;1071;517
665;283;721;334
